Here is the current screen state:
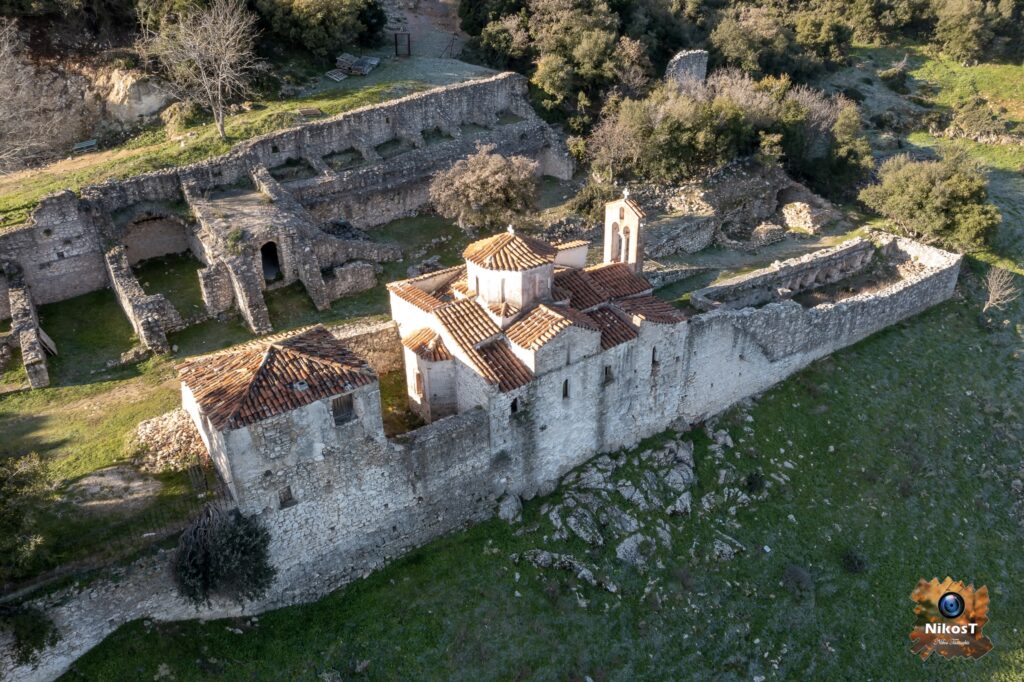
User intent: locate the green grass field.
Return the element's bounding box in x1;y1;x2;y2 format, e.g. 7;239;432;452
63;278;1024;680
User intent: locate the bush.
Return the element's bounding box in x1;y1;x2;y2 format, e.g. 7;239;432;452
859;151;1001;252
253;0;386;58
429;143;539;231
877;57;910;94
0;605;59;665
159;100;208;135
173;505;276;606
840;548;868;573
0;453;50;584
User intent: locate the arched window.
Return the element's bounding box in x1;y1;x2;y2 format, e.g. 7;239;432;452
620;226;630;263
510;398;519;414
474;276;480;295
562;379;570;399
619;206;625;220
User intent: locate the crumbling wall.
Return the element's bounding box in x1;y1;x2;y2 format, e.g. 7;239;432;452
5;271;50;388
328;318;403;373
0;72;571;329
104;246;183;353
665;49;709;85
691;238;876;310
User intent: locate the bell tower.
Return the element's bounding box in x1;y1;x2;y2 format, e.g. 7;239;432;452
603;189;646;273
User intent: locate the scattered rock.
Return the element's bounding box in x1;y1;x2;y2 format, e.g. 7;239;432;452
616;533;654;567
132;408;209;473
497;493;522;524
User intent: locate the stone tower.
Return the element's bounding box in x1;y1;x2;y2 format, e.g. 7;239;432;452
603;189;646;274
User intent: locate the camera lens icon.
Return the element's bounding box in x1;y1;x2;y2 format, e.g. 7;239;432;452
938;591;965;619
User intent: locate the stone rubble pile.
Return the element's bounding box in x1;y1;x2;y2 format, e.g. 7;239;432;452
132;408;209;473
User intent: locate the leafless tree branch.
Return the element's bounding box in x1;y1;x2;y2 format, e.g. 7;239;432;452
983;266;1020;312
141;0;260;139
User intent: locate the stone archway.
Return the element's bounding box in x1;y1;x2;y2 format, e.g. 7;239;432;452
261;242;282;281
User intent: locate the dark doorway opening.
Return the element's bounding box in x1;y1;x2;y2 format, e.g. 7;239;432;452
261;242;281;281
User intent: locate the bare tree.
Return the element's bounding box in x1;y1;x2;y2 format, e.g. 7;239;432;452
142;0;260;139
0;20;62;173
983;266;1021;312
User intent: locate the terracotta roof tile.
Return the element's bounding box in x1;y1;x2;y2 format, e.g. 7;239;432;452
584;263;652;299
554;239;590;250
553;268;607;310
388;283;445;312
435;299;501;350
625;197;646;218
613;295;689;324
463;230;557;271
506;304;596;350
587;306;639;349
402;328;453;362
178;326;375;430
488;300;521;318
476;340;533;391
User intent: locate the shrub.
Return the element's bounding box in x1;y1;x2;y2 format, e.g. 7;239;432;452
877;56;910;94
253;0;386;58
173;505;276;606
429;143;539;232
160;100;208;135
859;151;1001;252
0;605;59;665
841;548;868;573
0;453;50;584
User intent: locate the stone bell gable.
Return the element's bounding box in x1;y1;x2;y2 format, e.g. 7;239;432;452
603;190;646;274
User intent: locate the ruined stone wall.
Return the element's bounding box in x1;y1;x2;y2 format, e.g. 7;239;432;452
104;246;183;353
327;319;403;374
691;238;876;310
0;73;572;322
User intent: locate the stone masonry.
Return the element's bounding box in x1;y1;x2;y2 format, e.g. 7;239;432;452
0;233;960;681
0;73;574;381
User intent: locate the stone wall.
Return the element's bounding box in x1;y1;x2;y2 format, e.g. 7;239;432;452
691;238;876;310
665;49;709;85
0;73;572;333
328;318;404;374
0;238;960;680
104;246;183;353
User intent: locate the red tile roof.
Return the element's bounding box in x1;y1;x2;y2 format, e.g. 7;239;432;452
388;283;444;312
554;239;590;250
553;268;607;310
625;197;646;218
584;263;652;299
488;300;521;318
476;340;533;391
506;304;597;351
587;306;639;349
435;298;501;349
463;230;557;271
402;328;452;362
613;295;689;324
178;326;375;430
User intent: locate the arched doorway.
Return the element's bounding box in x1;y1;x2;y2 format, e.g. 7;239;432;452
261;242;281;281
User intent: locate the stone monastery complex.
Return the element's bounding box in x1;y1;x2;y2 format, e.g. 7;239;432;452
176;189;961;597
0;66;966;682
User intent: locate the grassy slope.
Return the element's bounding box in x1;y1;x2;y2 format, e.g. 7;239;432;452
64;286;1024;680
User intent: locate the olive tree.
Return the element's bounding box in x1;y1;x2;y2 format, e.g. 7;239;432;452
429;144;539;232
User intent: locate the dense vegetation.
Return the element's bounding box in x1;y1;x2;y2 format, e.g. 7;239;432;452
459;0;1024;130
587;70;873;199
860;150;1001;251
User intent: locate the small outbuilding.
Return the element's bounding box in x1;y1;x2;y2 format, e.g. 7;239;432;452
178;325;384;506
